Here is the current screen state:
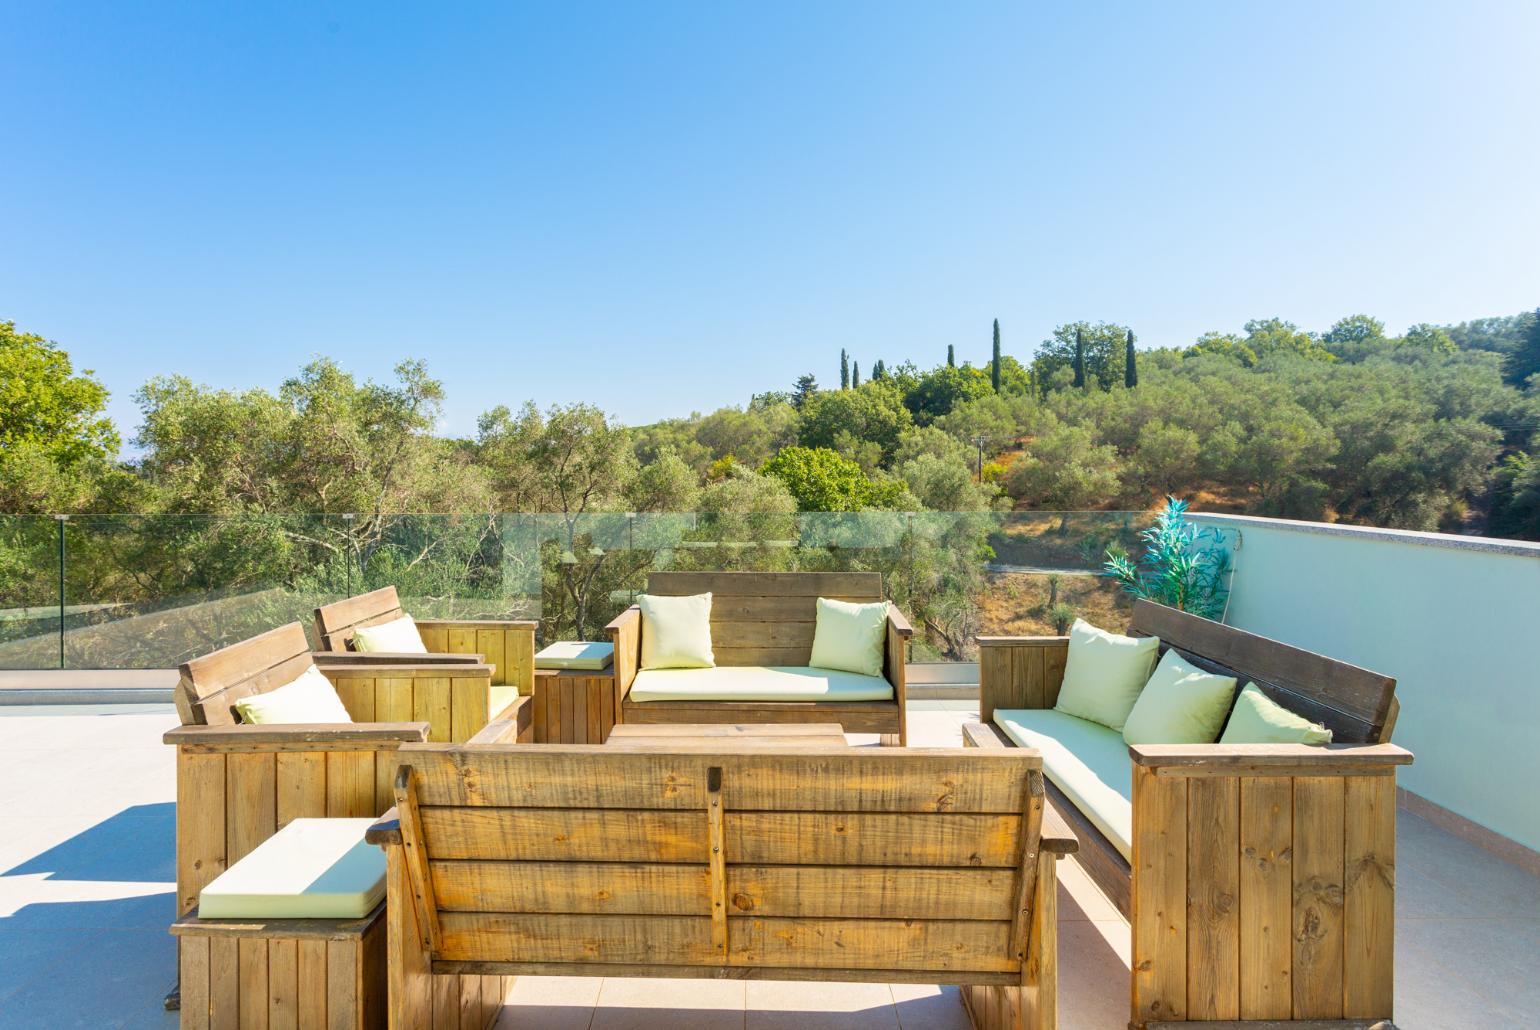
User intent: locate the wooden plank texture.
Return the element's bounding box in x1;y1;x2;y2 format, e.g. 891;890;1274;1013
1186;776;1240;1020
1239;776;1293;1020
1291;776;1346;1020
1343;774;1395;1019
1132;765;1188;1025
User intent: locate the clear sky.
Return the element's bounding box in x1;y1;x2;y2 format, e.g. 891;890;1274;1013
3;1;1537;445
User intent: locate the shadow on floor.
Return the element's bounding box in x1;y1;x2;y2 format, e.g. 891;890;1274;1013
4;802;174;882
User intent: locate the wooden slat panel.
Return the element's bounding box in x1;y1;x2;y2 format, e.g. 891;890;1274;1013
333;675;376;722
570;677;589;745
211;935;240;1030
730;916;1013;972
414;676;453;743
182;622;311;702
559;677;575;743
477;629;506;688
712;645;816;667
276;752;327;829
419;624;449;654
1239;776;1293;1020
1043;644;1067;708
178;750;226;915
419;808;708;862
448;627;476;659
439;913;713;966
727;812;1023;867
314;587;400;640
1187;776;1240;1020
431;974;456;1030
585;679;603;744
1292;776;1346;1019
297;938;327;1029
405;746;1036;813
376;676;416;723
727;866;1016;920
180;934;211;1030
710;620;817;648
532;675;549;743
450;676;489;744
1343;774;1395;1019
458;975;481;1029
325;751;377;819
268;937;298;1030
647;571;882;598
227;753;276;868
239;936;270;1030
1132;765;1188;1025
326;938;358;1030
506;627;535;695
434;860;711;914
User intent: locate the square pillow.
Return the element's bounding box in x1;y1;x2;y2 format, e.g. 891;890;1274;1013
1122;649;1238;745
1220;684;1333;744
808;597;889;678
351;614;427;654
235;665;354;724
1052;619;1161;731
638;592;715;670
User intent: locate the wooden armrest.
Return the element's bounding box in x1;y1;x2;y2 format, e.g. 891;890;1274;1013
164;722;431;749
1129;742;1414;776
414;618;537;630
366;807;402;846
604;606;640;633
1041;802;1079;855
976;635;1069;646
885;605;914;637
607;605;642;692
468;717;523;744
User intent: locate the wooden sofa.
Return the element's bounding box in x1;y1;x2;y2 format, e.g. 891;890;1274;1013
965;599;1412;1029
314;585;536;695
607;571;912;744
367;741;1074;1030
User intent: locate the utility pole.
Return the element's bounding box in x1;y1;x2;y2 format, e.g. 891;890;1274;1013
973;436;987;482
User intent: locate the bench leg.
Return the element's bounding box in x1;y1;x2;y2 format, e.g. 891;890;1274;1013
961;850;1058;1030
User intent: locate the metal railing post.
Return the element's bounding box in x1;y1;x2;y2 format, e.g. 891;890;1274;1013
55;514;68;669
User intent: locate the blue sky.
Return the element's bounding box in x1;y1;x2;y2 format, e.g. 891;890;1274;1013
3;2;1537;446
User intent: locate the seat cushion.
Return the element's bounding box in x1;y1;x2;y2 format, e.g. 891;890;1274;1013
629;665;894;703
198;818;385;919
994;708;1133;861
352;614;428;654
489;685;521;717
535;641;614;671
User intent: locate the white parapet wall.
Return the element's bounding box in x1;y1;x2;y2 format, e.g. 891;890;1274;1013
1193;512;1540;853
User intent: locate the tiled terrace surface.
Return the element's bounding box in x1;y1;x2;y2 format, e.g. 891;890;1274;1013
0;701;1535;1029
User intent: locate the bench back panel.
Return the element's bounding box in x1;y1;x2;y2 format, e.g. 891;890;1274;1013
645;571;884;667
399;743;1041;980
176;621;315;726
1129;599;1397;743
314;586;406;652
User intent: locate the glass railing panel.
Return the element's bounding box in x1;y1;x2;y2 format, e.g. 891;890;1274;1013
0;516;64;670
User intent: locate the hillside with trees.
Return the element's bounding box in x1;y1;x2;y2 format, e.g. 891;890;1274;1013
1;309;1537;663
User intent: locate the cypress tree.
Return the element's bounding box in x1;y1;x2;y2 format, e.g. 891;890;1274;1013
947;344;955;368
1124;328;1138;388
873;359;886;380
852;361;860;387
1072;327;1086;388
840;349;850;390
991;319;1002;392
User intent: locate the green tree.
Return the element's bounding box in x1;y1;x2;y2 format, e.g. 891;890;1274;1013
839;349;850;390
851;360;860;387
872;359;887;380
1243;317;1335;362
1403;323;1457;356
1072;328;1086;388
1503;309;1540;389
1324;314;1387;346
903;364;993;425
1186;332;1257;367
760;447;894;512
1006;417;1122;517
1489;452;1540;540
897;453;1001;511
1124;329;1138;388
1033;321;1130;391
792;373;818;410
947;344;955;368
991;320;1002;392
798;381;913;460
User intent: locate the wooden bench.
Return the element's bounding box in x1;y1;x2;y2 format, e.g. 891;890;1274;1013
967;599;1412;1029
607;571;911;744
314;585;536;697
368;742;1075;1030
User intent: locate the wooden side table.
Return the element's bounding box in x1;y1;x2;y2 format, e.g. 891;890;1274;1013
532;667;621;743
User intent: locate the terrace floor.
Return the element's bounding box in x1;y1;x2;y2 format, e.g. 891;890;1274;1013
1;701;1535;1029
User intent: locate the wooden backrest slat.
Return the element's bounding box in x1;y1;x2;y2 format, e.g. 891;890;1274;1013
398;743;1043;978
176;622;314;726
313;586;405;652
1129;599;1397;744
645;572;884;668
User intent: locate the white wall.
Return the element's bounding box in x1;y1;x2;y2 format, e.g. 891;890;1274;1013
1193;513;1540;852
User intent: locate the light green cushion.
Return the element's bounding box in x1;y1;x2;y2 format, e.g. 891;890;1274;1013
1221;684;1332;744
198;818;385;919
628;665;893;703
352;614;427;654
808;597;888;678
1122;649;1238;745
995;708;1133;861
489;685;521;717
235;666;353;725
1052;619;1160;731
535;641;615;671
639;592;715;670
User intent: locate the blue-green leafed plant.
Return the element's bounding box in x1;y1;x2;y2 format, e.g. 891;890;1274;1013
1102;497;1231;620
